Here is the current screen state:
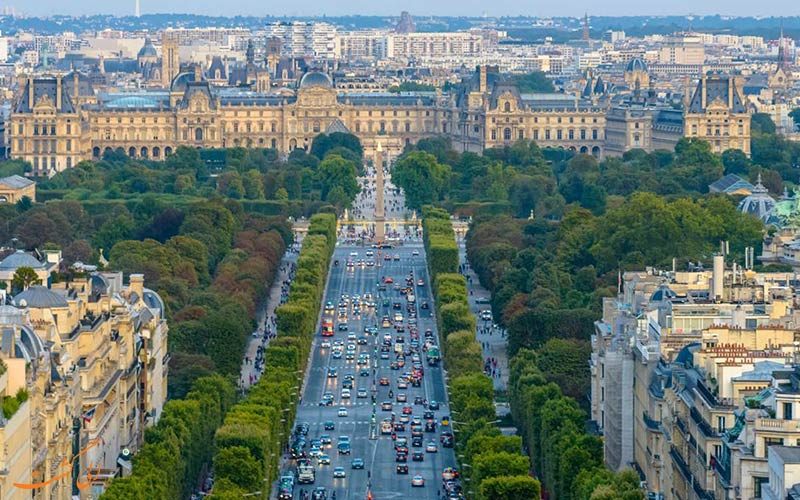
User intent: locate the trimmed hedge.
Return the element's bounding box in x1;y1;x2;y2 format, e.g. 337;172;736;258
207;213;337;498
423;210;541;500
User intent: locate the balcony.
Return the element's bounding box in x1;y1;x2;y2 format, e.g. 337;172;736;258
754;417;800;433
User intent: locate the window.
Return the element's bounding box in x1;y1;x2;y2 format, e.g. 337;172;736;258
313;121;320;133
557;129;562;140
592;129;598;140
518;129;524;140
503;128;511;141
580;129;586;140
533;129;539;140
545;129;551;140
568;129;574;140
717;416;726;433
66;123;71;134
491;129;497;140
784;402;793;420
405;122;411;132
504;102;511;112
18;123;23;134
66;140;71;152
66;157;72;168
195;128;203;141
754;477;768;499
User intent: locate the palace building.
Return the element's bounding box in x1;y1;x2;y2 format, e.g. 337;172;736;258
7;55;751;176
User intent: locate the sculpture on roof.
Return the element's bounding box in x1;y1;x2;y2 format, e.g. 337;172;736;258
767;188;800;229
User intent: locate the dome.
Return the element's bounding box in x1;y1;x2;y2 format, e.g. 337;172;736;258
0;250;44;271
14;286;68;309
650;283;677;303
170;71;198;92
626;58;648;73
299;71;332;89
138;37;158;59
738;175;776;223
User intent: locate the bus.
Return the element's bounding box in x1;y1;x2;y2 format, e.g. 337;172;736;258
321;318;334;337
426;346;441;366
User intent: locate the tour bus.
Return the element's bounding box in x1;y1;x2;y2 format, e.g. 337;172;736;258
321;318;334;337
426;346;441;366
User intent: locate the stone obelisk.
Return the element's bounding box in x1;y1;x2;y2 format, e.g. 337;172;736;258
374;142;385;242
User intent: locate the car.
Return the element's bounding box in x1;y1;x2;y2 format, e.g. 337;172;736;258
327;368;337;378
393;422;406;432
320;339;332;348
426;441;438;453
309;446;322;458
359;368;370;377
345;351;355;360
395;452;408;462
383;277;394;284
342;379;353;389
295;423;310;436
414;396;424;405
338;323;349;331
337;442;351;455
357;388;368;398
412;437;423;447
324;421;335;430
399;415;410;424
396;465;409;474
417;279;424;286
428;400;440;410
379;377;390;386
412;250;420;256
402;405;413;415
338;407;348;417
357;336;368;345
320;434;332;447
380;352;390;360
381;401;393;411
318;453;331;465
394;254;401;261
412;451;424;462
341;388;351;399
396;393;407;403
332;467;346;478
351;458;365;469
411;475;425;487
440;432;454;448
397;379;408;389
343;373;355;381
347;332;357;341
441;467;460;480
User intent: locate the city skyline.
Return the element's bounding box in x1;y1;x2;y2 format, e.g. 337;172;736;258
5;1;800;20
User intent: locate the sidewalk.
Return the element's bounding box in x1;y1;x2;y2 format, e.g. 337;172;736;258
457;239;509;393
239;245;299;390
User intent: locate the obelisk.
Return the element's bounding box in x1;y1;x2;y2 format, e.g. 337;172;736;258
375;142;385;241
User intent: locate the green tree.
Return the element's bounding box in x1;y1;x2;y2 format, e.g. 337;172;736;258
393;151;451;209
213;446;263;492
478;476;541;500
751;112;777;135
11;266;41;292
15;196;33;212
509;71;555;93
317;154;360;206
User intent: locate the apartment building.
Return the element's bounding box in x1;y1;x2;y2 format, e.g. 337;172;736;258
592;255;800;500
0;251;168;499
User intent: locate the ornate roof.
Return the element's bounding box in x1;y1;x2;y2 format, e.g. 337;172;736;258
138;37;158;58
738;174;775;223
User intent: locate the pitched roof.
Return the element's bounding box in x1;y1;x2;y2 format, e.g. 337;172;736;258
0;175;34;189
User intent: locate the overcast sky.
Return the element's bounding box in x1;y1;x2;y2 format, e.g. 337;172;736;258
14;0;799;18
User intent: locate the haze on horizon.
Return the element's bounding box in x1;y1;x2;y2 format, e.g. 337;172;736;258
7;0;799;20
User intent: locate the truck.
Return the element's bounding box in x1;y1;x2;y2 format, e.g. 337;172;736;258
297;462;316;484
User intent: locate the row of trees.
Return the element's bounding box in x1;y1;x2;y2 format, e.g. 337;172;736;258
206;213;337;499
393;121;800;221
509;351;644;500
423;208;541;500
32;134;363;215
100;374;236;499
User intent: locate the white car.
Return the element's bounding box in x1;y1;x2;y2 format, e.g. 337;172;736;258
338;407;348;417
412;250;420;256
333;467;346;478
411;475;425;487
318;454;331;465
321;339;332;348
341;389;351;399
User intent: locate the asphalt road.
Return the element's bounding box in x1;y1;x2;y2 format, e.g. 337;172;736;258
286;243;456;500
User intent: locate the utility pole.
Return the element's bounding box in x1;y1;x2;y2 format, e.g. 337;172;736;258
374;142;385;242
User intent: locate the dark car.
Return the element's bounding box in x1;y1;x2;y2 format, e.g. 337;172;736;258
324;421;335;431
295;423;310;435
412;451;424;462
395;452;408;463
440;431;454;448
381;401;393;411
412;437;423;447
360;368;370;377
396;465;409;474
428;400;440;410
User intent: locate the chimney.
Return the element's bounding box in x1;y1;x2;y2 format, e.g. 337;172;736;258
56;76;62;110
28;75;34;107
129;274;145;300
727;76;733;109
194;63;202;81
701;74;707;110
712;254;724;301
479;65;487;93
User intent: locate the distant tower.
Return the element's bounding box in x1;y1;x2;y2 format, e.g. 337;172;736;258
778;22;791;71
395;11;416;34
161;37;179;88
135;0;140;17
582;13;590;41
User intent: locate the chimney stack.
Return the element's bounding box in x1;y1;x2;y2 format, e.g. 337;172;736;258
479;65;487;93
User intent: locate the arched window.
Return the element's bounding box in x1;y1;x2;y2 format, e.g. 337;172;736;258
152;147;161;158
504;102;511;112
128;147;136;157
92;147;100;158
503;128;512;141
195;128;203;141
140;147;148;158
289;138;297;150
164;147;173;156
